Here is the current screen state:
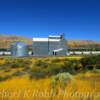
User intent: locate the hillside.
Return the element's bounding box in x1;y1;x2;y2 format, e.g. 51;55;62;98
0;34;32;49
0;34;100;50
67;40;100;49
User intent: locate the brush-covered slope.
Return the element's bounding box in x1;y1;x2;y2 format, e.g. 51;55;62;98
0;34;100;49
0;34;32;49
68;40;100;49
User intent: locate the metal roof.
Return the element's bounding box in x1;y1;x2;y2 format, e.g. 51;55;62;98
48;35;61;38
32;38;61;42
33;38;48;42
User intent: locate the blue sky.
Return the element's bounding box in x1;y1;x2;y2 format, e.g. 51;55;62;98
0;0;100;41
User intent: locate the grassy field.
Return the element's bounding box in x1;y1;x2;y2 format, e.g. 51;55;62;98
0;56;100;100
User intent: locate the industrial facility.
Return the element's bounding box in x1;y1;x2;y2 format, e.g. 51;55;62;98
0;33;100;57
10;34;67;57
32;34;67;56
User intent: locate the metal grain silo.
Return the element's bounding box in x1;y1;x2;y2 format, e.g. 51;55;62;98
11;42;29;57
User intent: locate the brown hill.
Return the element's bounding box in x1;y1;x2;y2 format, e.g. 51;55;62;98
0;34;100;50
0;34;32;49
67;40;100;49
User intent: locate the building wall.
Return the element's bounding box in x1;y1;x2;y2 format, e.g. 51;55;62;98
48;41;61;55
59;39;68;55
11;42;29;57
16;46;28;57
32;42;48;56
32;35;67;56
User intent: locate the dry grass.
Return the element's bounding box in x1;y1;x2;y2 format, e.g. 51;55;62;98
0;56;100;100
0;72;99;100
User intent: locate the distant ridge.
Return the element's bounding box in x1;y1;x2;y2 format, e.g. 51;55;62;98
67;40;100;49
0;34;100;49
0;34;32;49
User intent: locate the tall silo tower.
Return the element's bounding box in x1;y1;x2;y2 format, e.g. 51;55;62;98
48;34;67;56
11;42;29;57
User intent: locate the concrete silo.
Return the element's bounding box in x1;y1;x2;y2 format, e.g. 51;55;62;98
11;42;29;57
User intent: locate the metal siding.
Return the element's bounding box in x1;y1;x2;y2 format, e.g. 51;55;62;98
32;42;48;56
49;41;60;55
11;42;29;57
32;35;68;56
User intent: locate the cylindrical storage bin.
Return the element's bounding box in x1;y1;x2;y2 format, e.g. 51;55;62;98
11;42;29;57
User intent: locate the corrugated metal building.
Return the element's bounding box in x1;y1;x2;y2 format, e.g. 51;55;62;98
32;34;67;56
11;42;29;57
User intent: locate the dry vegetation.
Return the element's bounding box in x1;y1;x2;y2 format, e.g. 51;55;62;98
0;56;100;100
0;34;32;49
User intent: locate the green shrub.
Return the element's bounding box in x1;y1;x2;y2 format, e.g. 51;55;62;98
51;58;62;63
51;72;74;90
96;64;100;69
4;58;31;69
34;60;48;68
0;75;11;81
47;63;63;76
80;55;100;70
29;67;47;79
12;71;24;76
